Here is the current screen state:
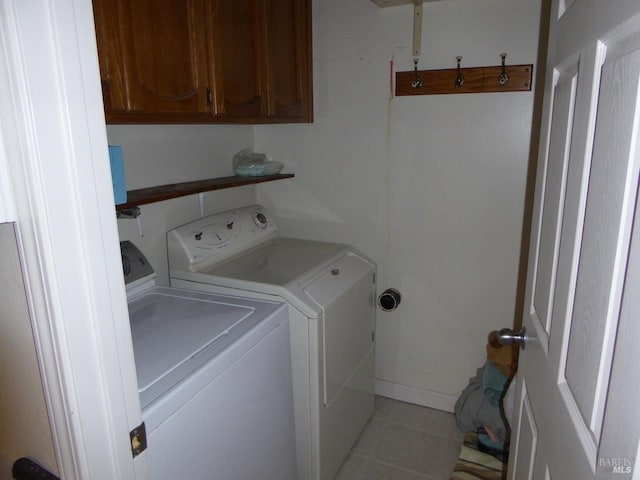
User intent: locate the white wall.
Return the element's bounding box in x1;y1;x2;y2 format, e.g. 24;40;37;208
108;125;258;285
255;0;541;409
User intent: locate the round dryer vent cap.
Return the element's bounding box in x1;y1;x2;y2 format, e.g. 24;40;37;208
378;288;401;312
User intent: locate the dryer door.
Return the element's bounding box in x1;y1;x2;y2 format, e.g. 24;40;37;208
304;254;375;406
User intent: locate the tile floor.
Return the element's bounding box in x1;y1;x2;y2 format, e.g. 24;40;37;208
334;396;463;480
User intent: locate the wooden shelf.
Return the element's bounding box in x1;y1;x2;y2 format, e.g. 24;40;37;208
115;174;294;211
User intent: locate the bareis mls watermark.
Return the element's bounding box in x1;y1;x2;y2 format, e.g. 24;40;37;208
599;457;634;475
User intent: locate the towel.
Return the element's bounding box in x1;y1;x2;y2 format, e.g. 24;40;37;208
482;362;508;407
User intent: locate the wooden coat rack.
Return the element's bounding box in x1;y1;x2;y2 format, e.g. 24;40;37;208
396;61;533;96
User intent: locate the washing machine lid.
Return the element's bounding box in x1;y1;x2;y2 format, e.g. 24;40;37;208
128;287;268;408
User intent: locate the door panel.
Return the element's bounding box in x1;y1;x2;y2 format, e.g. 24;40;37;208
597;170;640;477
0;224;58;476
511;381;539;480
563;36;640;441
264;0;312;120
208;0;267;118
303;256;374;407
93;0;210;114
531;63;577;345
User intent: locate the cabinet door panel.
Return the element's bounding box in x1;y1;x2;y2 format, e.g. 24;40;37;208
208;0;268;118
93;0;210;117
264;0;312;121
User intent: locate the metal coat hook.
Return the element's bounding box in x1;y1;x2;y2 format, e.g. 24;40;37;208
455;56;464;88
411;58;423;89
499;53;509;86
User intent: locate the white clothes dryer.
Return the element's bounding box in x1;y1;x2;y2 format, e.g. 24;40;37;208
122;241;296;480
167;205;377;480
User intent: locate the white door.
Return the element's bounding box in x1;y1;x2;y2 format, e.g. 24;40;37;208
508;0;640;479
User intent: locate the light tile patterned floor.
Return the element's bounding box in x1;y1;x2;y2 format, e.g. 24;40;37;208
334;396;463;480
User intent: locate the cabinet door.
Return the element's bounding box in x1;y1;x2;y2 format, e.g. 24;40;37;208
264;0;313;122
93;0;210;121
207;0;268;119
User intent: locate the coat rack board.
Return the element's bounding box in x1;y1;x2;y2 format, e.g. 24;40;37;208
396;63;533;96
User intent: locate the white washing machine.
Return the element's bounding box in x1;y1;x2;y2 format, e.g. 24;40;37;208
167;205;377;480
122;241;297;480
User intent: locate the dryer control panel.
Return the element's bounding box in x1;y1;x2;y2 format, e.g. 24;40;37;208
121;241;155;285
168;205;278;272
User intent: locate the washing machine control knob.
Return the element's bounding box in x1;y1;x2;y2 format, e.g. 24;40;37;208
253;212;268;228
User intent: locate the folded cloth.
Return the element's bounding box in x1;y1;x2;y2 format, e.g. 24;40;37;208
454;367;507;444
482;361;508;407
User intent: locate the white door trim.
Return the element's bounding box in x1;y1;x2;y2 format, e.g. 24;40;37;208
0;131;16;223
0;1;146;478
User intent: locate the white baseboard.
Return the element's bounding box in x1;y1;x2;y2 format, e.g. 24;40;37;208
375;379;458;413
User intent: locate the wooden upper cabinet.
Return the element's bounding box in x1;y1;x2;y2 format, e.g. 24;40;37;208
264;0;313;121
92;0;312;124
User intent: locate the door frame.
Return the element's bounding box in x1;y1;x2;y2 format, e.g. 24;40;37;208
0;1;145;478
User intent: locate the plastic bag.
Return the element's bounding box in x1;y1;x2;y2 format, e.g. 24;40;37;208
232;148;284;177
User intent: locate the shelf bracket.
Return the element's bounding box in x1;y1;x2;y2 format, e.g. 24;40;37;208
412;2;423;58
116;206;140;219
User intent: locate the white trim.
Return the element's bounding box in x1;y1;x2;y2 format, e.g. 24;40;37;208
375;379;457;413
0;130;16;223
0;1;146;478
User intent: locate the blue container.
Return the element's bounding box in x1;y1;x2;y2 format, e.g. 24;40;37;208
108;145;127;205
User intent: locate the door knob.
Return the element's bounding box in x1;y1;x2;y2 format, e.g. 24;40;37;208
498;326;527;350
